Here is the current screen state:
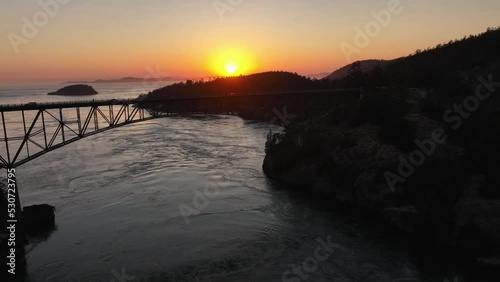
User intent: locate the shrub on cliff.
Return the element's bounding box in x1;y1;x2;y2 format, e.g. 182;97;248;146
379;118;417;152
358;89;409;125
265;130;284;154
357;89;416;151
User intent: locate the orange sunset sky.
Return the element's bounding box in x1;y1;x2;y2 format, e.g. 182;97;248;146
1;0;499;84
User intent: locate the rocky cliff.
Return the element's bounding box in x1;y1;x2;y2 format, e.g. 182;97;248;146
263;88;500;269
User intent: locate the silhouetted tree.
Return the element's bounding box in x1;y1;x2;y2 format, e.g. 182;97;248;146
347;61;364;87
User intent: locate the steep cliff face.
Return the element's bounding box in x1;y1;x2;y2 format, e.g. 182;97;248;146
263;89;500;264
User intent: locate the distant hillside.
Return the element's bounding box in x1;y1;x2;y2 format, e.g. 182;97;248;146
328;27;500;88
305;72;331;79
146;28;500;100
326;60;390;80
382;27;500;87
146;71;324;100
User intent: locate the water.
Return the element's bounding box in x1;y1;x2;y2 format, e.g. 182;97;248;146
0;82;174;105
2;84;461;282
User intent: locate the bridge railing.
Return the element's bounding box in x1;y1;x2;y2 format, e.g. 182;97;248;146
0;89;360;110
0;98;140;111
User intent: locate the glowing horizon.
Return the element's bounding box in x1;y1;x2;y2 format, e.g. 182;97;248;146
1;0;499;84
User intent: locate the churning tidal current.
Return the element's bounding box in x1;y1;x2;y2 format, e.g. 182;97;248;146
18;115;454;282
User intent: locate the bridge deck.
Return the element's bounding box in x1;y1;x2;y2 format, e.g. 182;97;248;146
0;98;138;112
0;99;159;169
0;89;359;168
0;89;357;112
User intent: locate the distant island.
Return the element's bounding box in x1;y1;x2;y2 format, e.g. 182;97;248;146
48;84;98;96
62;76;185;84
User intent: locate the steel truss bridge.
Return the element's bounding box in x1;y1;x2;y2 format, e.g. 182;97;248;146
0;89;358;170
0;98;164;169
0;89;358;215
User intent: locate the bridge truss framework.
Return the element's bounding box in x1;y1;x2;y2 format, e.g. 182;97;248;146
0;99;163;169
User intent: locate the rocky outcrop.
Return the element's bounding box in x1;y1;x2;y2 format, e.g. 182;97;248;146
455;175;500;256
22;204;55;234
263;89;500;263
48;84;98;96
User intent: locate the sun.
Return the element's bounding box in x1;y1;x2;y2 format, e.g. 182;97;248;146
225;63;237;75
207;47;257;76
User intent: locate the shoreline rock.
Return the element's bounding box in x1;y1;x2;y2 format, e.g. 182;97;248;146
22;204;55;234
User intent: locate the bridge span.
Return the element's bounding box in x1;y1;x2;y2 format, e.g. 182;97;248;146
0;89;358;169
0;98;162;169
0;89;358;216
